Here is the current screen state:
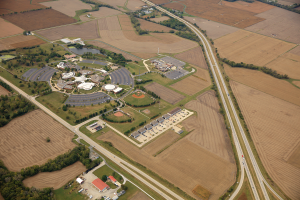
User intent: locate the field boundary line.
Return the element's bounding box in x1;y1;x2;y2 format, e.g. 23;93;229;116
263;44;298;66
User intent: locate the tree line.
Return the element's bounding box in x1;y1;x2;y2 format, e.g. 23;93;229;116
135;79;152;84
129;13;149;35
135;85;160;99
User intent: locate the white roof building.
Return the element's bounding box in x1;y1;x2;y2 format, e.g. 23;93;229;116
61;38;71;44
62;72;75;79
100;69;107;73
76;177;84;184
113;87;123;94
75;75;87;82
78;82;95;90
57;62;65;69
103;84;115;92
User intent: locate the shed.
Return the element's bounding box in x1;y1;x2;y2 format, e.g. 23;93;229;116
150;120;158;127
145;124;152;130
138;128;147;134
76;177;84;184
157;117;164;123
168;107;181;116
162;114;170;119
131;131;140;138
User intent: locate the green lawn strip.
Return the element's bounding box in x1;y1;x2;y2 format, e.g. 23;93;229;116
137;99;173;119
285;78;300;89
77;62;106;69
72;135;80;145
125;62;148;75
93;165;122;183
80;139;90;147
234;178;253;200
76;86;101;94
54;182;86;200
118;182;140;200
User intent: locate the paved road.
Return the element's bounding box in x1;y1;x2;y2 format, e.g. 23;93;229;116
141;1;284;200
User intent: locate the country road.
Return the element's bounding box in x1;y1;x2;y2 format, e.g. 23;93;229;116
140;1;284;200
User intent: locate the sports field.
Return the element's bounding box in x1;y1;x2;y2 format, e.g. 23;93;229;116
124;91;155;106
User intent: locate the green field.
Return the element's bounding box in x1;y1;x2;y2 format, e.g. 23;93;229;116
54;181;86;200
93;165;123;183
125;62;148;75
140;99;173;118
77;62;106;69
124;91;154;106
105;111;131;122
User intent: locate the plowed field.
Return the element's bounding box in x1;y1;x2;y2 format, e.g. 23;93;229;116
41;0;91;17
171;68;211;95
0;0;46;15
230;81;300;200
127;0;147;11
224;64;300;107
0;86;10;96
80;7;121;21
96;0;127;11
266;52;300;79
175;46;207;69
0;35;45;51
215;30;295;66
36;20;99;41
0;110;76;171
290;46;300;56
2;9;76;31
293;81;300;88
131;52;157;59
23;161;86;189
0;18;23;38
164;2;185;11
138;19;172;32
145;82;185;104
222;1;274;13
150;16;170;23
130;191;151;200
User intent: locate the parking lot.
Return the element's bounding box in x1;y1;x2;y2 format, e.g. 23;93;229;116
165;69;189;80
65;92;111;106
110;67;132;85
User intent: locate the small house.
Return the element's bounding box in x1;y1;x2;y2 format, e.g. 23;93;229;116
92;178;109;192
131;131;140;138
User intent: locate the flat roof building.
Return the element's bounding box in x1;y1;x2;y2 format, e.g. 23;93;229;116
162;114;170;119
131;131;140;138
168;107;181;116
138;128;147;134
145;124;152;130
157;117;164;123
150;120;158;127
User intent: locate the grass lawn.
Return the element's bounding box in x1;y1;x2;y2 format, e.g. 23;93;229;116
93;165;123;183
76;86;101;94
125;62;148;75
77;62;106;69
105;112;131;122
140;99;173;119
118;182;140;200
54;182;86;200
137;72;171;86
123;91;155;106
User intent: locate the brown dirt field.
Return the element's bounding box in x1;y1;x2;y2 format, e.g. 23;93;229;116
230;81;300;200
130;191;151;200
2;9;77;31
293;81;300;88
181;0;265;29
184;16;239;40
106;16;122;30
145;82;185;104
184;91;235;163
99;127;236;200
0;110;76;172
143;130;179;156
23;161;86;189
0;18;23;38
0;194;3;200
138;18;173;32
0;35;45;51
96;0;127;11
215;30;296;66
118;14;135;31
171;68;211;95
0;86;10;96
246;7;300;44
238;193;248;200
224;64;300;107
192;185;211;200
164;2;185;11
80;7;121;21
150;0;170;4
222;1;274;13
114;112;124;117
150;16;170;23
0;0;46;15
289;46;300;57
266;52;300;79
41;0;91;17
127;0;147;11
36;20;99;41
287;143;300;169
132;94;145;98
175;46;207;69
87;40;140;61
131;52;157;59
276;0;295;6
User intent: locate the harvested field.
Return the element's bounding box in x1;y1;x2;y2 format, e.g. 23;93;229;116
277;0;295;6
127;0;147;11
96;0;127;11
131;52;157;59
266;52;300;79
246;7;300;44
171;68;211;95
175;46;207;69
97;16;121;31
41;0;91;17
224;64;300;107
164;2;185;11
143;130;179;156
222;0;274;13
0;18;23;38
290;46;300;56
130;191;151;200
0;86;10;96
2;9;77;31
230;81;300;200
138;18;173;32
287;143;300;169
0;35;45;51
149;0;170;4
23;162;86;189
184;91;235;163
215;30;296;66
80;7;121;21
293;81;300;88
192;185;211;200
119;14;135;31
0;110;76;171
99;130;236;200
145;82;185;104
88;40;140;61
0;0;46;15
184;16;239;40
36;20;99;41
181;0;265;28
150;16;170;23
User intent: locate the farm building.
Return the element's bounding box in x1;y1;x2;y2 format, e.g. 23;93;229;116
64;54;76;59
76;177;84;184
157;117;164;123
131;131;140;138
92;178;109;192
138;128;147;134
162;114;170;119
108;176;120;186
113;87;123;94
150;120;158;127
145;124;152;130
168;107;181;116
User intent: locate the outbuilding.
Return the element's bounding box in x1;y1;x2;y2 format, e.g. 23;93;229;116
76;177;84;184
162;114;170;120
168;107;181;116
92;178;109;192
144;124;152;130
138;128;147;134
131;131;140;138
150;120;158;127
157;117;164;123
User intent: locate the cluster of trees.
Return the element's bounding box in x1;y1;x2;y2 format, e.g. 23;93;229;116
23;31;31;35
129;13;149;35
0;94;36;127
102;112;132;123
135;85;160;99
221;58;289;79
159;18;188;31
80;0;114;10
175;31;199;42
1;7;51;16
125;100;156;107
20;81;52;95
135;79;152;84
0;81;12;92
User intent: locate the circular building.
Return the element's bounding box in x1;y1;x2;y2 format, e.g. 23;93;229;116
103;84;116;92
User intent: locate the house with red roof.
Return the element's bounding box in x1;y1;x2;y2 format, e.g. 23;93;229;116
92;178;110;192
108;176;121;186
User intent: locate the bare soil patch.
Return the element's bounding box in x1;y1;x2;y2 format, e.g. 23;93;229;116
138;18;173;32
150;16;170;23
0;18;23;38
131;52;157;59
175;46;207;69
23;161;86;189
224;64;300;107
132;94;145;98
0;35;45;51
99;130;236;200
184;16;239;40
114;112;124;117
145;82;185;104
293;81;300;88
192;185;211;200
80;7;121;21
0;110;76;171
0;86;10;96
143;130;179;156
215;29;295;66
238;193;248;200
171;68;211;95
246;7;300;44
96;0;127;11
164;2;185;11
2;9;77;31
36;20;99;41
142;109;150;114
150;0;170;4
41;0;91;17
130;191;151;200
222;0;274;13
266;52;300;79
127;0;147;11
287;143;300;169
230;81;300;200
0;0;46;15
289;46;300;57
